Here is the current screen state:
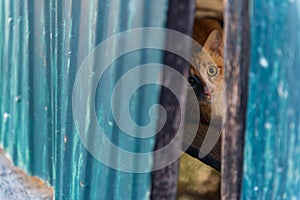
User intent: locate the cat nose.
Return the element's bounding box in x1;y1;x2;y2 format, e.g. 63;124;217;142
203;86;210;96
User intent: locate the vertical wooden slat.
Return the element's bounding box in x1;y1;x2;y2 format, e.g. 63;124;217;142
151;0;195;199
222;0;250;199
242;1;300;199
0;1;170;199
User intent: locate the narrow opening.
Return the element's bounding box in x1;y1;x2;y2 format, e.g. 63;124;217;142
178;0;224;199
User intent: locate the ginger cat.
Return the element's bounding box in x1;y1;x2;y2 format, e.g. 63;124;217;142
178;18;225;200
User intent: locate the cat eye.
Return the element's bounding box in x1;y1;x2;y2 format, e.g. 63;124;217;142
207;66;218;77
188;76;198;88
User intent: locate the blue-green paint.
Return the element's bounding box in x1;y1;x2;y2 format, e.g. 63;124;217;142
0;0;169;199
243;1;300;199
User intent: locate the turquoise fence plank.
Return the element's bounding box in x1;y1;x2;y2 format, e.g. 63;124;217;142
243;0;300;199
0;0;32;174
0;0;169;199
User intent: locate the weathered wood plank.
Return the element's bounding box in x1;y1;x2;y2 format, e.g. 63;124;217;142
242;1;300;199
150;0;195;199
0;1;169;199
222;0;250;199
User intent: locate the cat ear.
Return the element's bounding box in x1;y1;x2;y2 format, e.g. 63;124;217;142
203;30;223;56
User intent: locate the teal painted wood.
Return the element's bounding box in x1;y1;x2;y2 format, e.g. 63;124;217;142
242;0;300;199
0;0;169;199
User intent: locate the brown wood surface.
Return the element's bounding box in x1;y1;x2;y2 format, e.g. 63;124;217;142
150;0;195;199
222;0;250;199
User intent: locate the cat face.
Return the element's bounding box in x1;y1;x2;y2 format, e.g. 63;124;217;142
190;30;224;102
188;30;224;123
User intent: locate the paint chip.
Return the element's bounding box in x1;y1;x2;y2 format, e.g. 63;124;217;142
3;113;10;123
264;122;272;130
259;57;269;68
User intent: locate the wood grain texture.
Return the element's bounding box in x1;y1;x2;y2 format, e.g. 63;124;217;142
0;0;169;199
150;0;195;199
242;1;300;199
222;0;250;199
